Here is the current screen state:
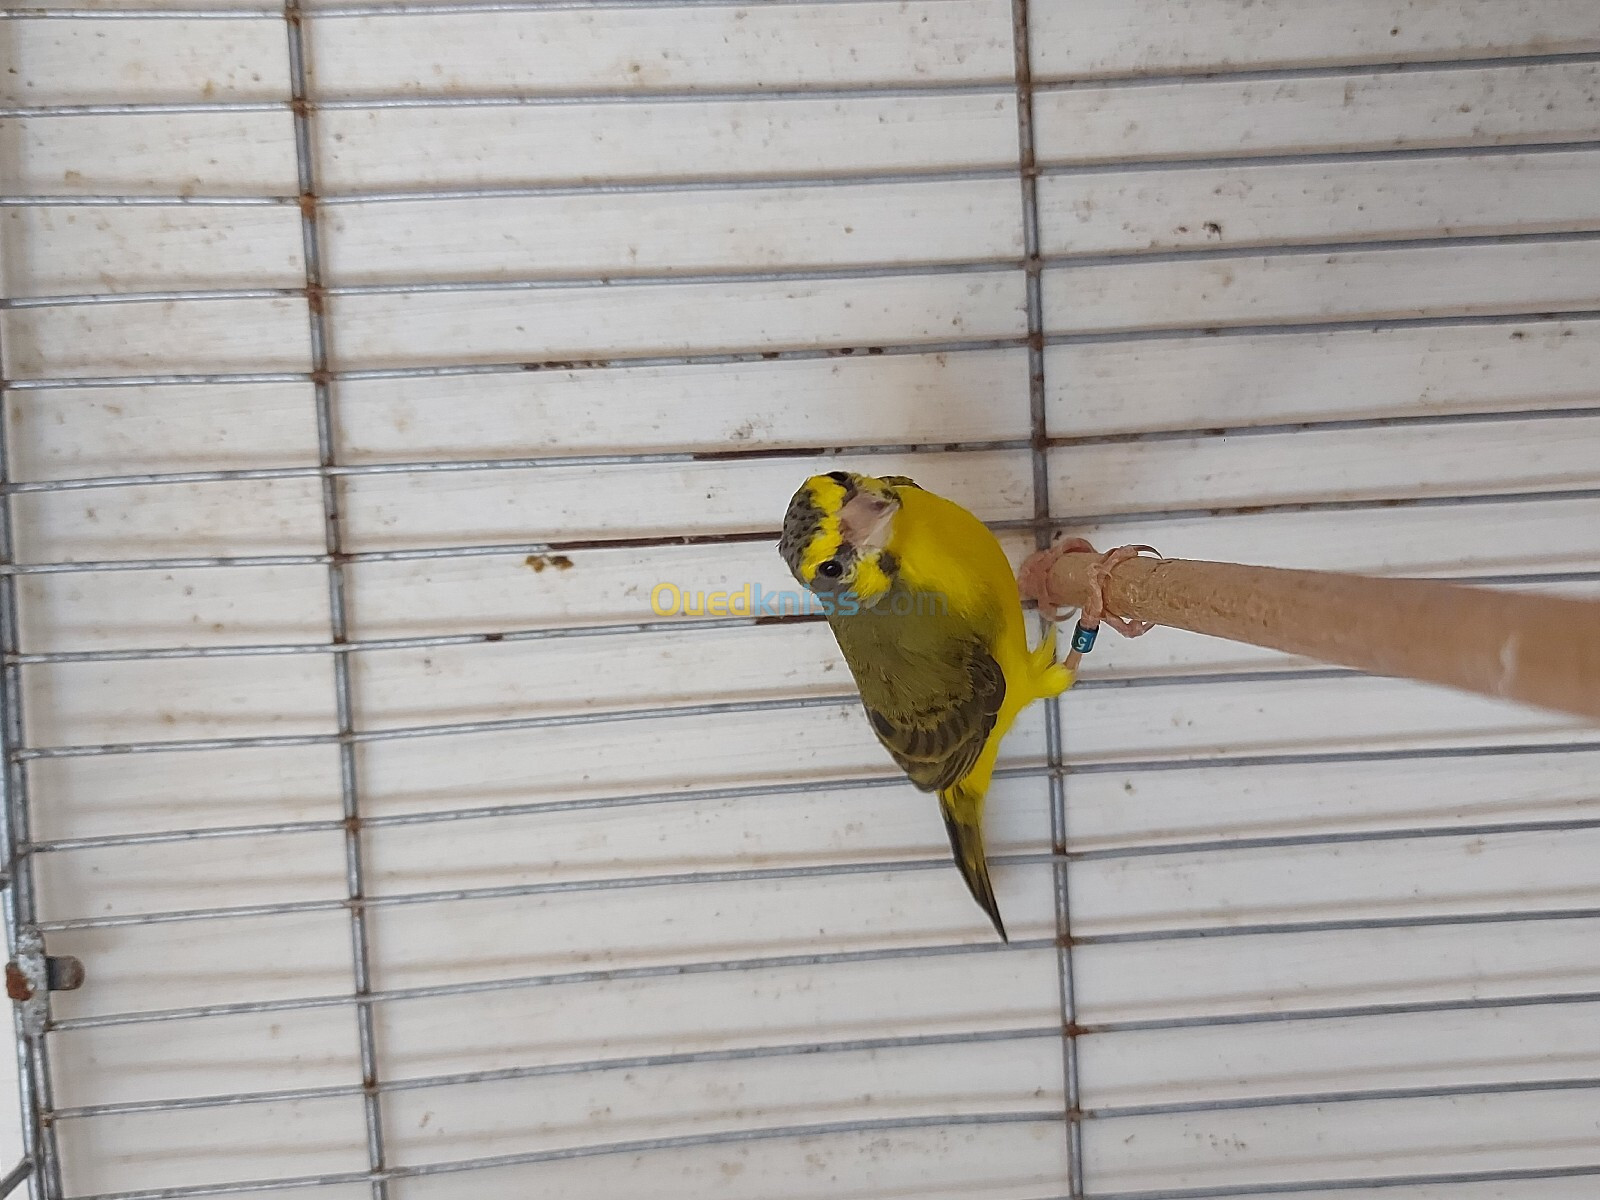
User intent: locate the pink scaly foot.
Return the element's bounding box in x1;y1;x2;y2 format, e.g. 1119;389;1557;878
1019;537;1160;636
1083;544;1159;639
1017;535;1098;624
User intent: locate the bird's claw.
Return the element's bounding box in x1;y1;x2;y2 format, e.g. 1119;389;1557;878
1083;544;1159;638
1021;535;1098;624
1022;536;1160;638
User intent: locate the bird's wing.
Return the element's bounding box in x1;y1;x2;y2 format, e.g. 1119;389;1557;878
854;638;1006;793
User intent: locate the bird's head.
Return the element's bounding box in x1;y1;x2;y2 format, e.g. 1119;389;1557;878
778;470;908;605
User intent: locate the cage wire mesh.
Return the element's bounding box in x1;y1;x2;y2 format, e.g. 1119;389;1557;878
3;0;1600;1196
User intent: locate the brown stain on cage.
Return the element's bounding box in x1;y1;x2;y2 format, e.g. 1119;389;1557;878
525;554;574;572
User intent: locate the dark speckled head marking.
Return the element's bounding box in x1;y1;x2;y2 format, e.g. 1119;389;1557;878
778;471;909;601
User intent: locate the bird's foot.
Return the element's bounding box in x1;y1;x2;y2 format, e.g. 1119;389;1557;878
1018;536;1098;624
1083;544;1159;639
1019;537;1159;637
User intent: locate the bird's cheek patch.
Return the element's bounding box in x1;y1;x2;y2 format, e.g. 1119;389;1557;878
852;556;894;603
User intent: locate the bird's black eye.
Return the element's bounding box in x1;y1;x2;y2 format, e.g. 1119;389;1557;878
817;559;844;579
826;471;851;484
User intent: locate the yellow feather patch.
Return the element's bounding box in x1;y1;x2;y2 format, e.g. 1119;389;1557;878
798;475;850;580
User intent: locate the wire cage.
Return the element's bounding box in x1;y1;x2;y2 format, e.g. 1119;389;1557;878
3;0;1600;1196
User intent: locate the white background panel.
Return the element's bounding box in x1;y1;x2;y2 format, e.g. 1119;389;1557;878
0;205;305;296
306;2;1015;95
0;110;299;196
1083;1089;1600;1192
1031;2;1600;78
349;621;854;728
11;476;327;562
353;704;1050;820
1074;917;1600;1024
1061;673;1592;763
49;1005;360;1108
1035;61;1600;163
337;448;1032;548
323;180;1022;281
381;1039;1060;1166
1049;414;1600;515
55;1097;370;1196
1069;496;1600;576
24;652;336;745
6;0;1600;1195
374;947;1062;1079
392;1121;1071;1200
1081;1000;1600;1108
1071;827;1600;935
1042;239;1600;334
46;909;354;1021
0;19;290;104
35;827;349;922
361;774;1052;898
364;866;1061;989
336;350;1033;460
1061;748;1600;849
1039;151;1600;256
25;744;343;841
5;382;320;479
16;563;331;651
1;295;312;378
1046;319;1600;435
317;93;1018;190
327;271;1027;368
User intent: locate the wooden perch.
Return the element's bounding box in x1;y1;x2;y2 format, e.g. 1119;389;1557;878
1016;548;1600;724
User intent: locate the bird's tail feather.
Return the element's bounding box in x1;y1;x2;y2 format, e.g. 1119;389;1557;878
939;781;1007;942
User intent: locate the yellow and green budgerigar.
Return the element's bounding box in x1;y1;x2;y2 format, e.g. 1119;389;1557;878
778;469;1074;941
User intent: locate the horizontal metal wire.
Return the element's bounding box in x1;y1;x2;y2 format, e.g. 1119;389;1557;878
49;1023;1063;1120
36;795;1600;926
68;1110;1066;1200
10;400;1600;505
13;690;858;759
50;946;1600;1040
43;1032;1600;1126
1093;1164;1600;1200
23;763;974;851
1072;906;1600;949
8;228;1600;314
7;308;1600;402
51;936;1050;1030
2;562;1595;671
2;0;973;18
8;48;1600;119
33;849;1035;930
29;814;1600;932
0;439;1033;497
1085;987;1600;1038
17;738;1600;859
0;81;1013;118
1084;1074;1600;1122
11;134;1600;212
52;1142;1600;1200
6;474;1600;579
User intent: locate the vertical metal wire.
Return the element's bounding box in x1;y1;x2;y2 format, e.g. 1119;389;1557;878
282;7;390;1196
0;352;64;1198
1009;1;1085;1195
